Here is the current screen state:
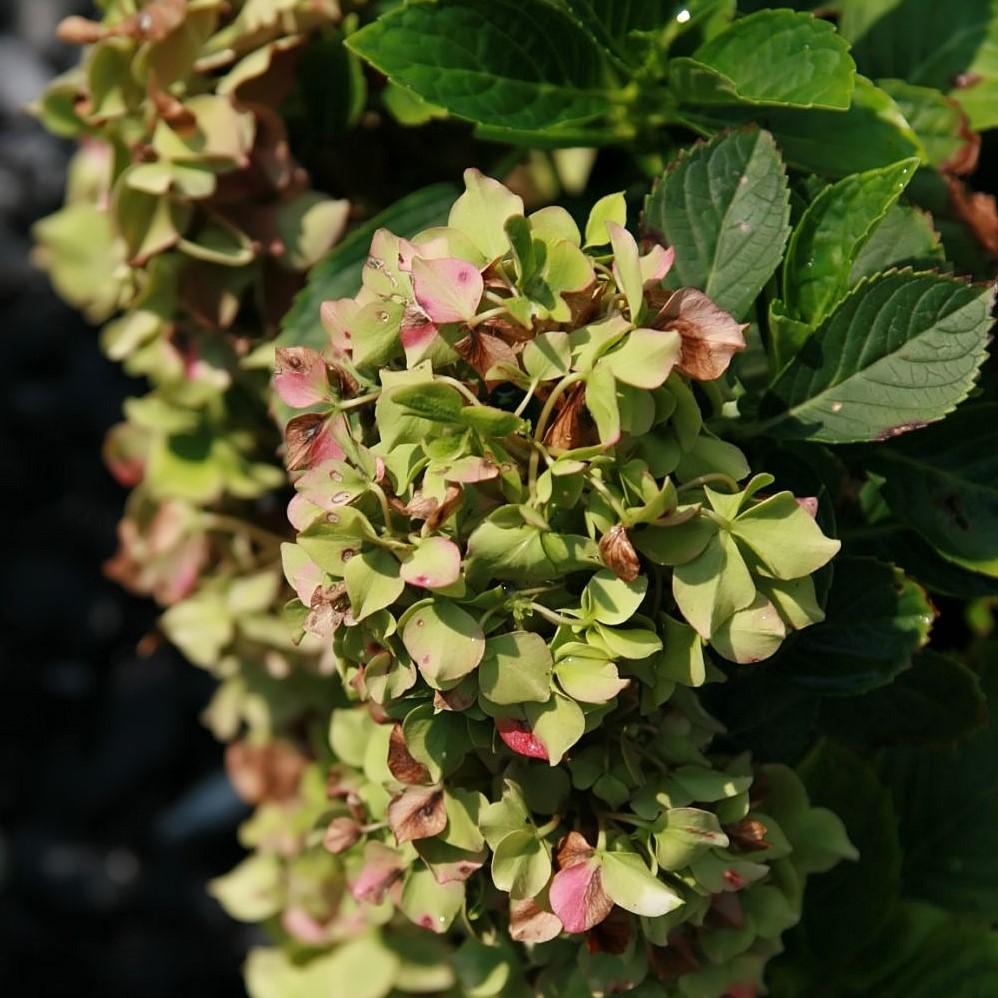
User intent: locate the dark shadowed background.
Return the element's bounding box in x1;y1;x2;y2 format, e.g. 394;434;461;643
0;3;251;994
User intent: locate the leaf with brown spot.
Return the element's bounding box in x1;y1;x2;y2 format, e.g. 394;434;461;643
387;724;432;785
284;413;345;471
387;785;447;844
599;525;640;582
948;177;998;257
654;287;747;381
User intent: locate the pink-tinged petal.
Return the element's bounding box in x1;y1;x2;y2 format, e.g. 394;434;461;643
400;537;462;590
282;907;330;945
274;346;330;408
496;717;548;761
320;297;358;354
442;456;499;483
399;233;451;269
401;306;439;367
290;557;322;605
412;256;484;324
287;492;322;531
284;413;346;471
549;859;613;934
641;244;675;285
796;496;819;519
351;842;405;904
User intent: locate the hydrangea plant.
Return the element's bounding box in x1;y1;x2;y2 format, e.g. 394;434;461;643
221;170;857;995
31;1;998;995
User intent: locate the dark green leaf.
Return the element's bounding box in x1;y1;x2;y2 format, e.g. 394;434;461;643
758;272;994;444
671;9;856;110
792;740;902;968
347;0;622;141
776;557;933;695
820;650;986;748
782;158;919;329
848;204;944;283
642;126;790;319
839;0;998;130
877;659;998;918
862;404;998;578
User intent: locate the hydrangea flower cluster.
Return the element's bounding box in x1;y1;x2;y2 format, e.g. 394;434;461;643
220;171;856;996
31;0;347;706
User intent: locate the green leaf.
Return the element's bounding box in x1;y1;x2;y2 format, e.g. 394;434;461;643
790;741;901;969
584;362;621;445
344;548;405;622
390;382;465;424
401;600;486;689
524;694;586;765
848;204;944;283
710;594;787;664
600;851;684;917
862;404;998;578
403;704;471;782
685;77;923;179
821;650;986;749
782;158;919;329
491;830;552;899
877;659;998;919
584;191;627;247
643;126;790;320
758;272;994;444
839;0;998;130
479;631;553;705
654;807;729;870
555;655;627;704
672;9;856;110
673;531;755;639
400;866;464;934
877;80;978;172
347;0;620;141
776;557;933;695
208;854;283;923
731;492;841;580
582;570;647;625
523;331;572;381
465;509;600;584
277;184;457;353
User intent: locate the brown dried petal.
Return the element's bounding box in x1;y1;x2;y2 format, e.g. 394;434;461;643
387;785;446;844
725;817;772;853
655;287;747;381
425;484;464;532
224;739;307;805
948;177;998;257
599;525;640;582
455;329;517;383
544;382;595;450
510;896;564;944
387;724;431;785
56;16;106;44
323;816;362;854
